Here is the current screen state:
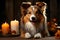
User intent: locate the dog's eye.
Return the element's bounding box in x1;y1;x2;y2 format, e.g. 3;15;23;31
36;11;38;13
36;11;40;14
36;10;42;15
28;12;31;14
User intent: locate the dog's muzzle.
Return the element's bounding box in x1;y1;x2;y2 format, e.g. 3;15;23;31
31;17;36;21
30;14;37;22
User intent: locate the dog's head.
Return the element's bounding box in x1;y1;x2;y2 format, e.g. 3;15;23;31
21;2;47;24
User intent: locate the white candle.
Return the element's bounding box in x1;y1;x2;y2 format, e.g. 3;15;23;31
10;20;19;35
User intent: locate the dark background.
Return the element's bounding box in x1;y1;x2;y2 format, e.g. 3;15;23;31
0;0;60;28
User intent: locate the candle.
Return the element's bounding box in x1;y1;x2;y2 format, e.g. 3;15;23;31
10;20;19;35
1;22;9;35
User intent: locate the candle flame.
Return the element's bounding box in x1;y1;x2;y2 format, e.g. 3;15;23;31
5;22;7;24
15;19;17;21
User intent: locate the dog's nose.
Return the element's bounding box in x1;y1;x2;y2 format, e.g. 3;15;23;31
30;14;36;21
32;17;36;21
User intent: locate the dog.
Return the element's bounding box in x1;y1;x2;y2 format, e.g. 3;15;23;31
20;2;50;38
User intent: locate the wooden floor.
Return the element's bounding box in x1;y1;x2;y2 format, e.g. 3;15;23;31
0;36;60;40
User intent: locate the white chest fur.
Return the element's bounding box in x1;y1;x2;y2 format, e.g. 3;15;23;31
24;22;42;38
25;22;36;35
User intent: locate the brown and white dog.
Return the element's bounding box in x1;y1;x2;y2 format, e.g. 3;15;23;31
20;2;50;38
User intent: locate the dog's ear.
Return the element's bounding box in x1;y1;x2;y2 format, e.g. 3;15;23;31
36;2;47;13
21;2;31;16
36;2;47;8
21;2;31;9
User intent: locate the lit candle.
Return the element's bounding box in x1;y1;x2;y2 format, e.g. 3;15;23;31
10;20;19;35
1;22;9;35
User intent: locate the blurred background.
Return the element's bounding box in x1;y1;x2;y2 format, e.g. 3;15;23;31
0;0;60;28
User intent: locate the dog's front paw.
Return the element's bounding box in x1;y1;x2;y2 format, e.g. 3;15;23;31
25;32;31;38
34;33;42;38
